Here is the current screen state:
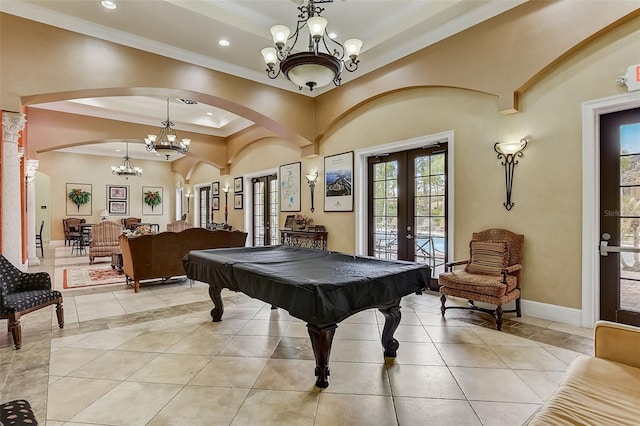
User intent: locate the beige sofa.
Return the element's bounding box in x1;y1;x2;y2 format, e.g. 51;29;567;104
119;228;247;292
527;321;640;425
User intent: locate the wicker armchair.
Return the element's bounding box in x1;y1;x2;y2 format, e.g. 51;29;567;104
89;221;122;264
63;217;85;246
0;255;63;349
167;219;192;232
438;228;524;330
121;217;141;230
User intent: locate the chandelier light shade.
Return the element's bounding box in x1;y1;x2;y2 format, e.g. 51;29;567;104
145;98;191;160
261;0;362;91
112;143;142;179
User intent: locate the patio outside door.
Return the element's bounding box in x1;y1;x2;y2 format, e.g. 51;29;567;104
600;107;640;326
368;145;448;290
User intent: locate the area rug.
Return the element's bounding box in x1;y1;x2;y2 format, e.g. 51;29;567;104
63;266;127;289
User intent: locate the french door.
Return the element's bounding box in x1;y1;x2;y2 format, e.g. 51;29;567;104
198;186;211;228
368;145;448;289
600;107;640;326
252;174;278;246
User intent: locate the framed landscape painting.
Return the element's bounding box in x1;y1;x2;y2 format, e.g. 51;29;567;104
324;151;354;212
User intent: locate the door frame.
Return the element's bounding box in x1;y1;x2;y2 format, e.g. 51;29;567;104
355;130;455;262
243;167;278;247
582;91;640;327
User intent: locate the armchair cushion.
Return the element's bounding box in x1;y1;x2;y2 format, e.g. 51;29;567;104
465;240;508;276
3;289;62;312
439;270;517;297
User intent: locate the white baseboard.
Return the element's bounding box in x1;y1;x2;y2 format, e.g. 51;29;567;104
521;299;582;327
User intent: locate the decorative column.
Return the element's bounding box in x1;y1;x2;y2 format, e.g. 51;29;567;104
2;112;26;268
26;159;40;266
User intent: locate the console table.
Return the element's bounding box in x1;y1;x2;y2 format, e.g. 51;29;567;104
280;229;328;250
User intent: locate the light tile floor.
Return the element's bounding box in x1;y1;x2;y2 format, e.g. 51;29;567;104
0;242;595;425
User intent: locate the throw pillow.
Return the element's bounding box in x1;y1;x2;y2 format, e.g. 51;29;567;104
465;240;508;276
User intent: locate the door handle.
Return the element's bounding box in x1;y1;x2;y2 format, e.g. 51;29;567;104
406;234;413;240
599;241;640;256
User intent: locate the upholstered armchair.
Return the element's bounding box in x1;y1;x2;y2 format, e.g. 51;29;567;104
121;217;141;230
167;219;192;232
63;217;86;246
89;221;122;264
0;255;63;349
438;228;524;330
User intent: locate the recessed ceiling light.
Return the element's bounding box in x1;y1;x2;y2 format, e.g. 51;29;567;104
218;39;230;47
101;1;117;10
206;112;213;116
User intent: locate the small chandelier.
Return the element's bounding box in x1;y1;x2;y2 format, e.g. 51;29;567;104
112;143;142;179
261;0;362;91
145;98;191;160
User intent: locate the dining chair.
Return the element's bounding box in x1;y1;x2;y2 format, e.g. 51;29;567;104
35;220;44;257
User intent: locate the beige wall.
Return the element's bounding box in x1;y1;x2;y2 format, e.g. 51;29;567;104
3;7;640;316
37;152;177;240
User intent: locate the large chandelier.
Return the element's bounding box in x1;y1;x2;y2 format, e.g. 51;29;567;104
261;0;362;91
111;143;142;178
145;98;191;160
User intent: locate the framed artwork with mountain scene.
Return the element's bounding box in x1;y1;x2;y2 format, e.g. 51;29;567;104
324;151;353;212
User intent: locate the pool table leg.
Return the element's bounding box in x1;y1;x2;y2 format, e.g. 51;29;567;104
208;285;224;322
307;323;337;389
378;300;401;358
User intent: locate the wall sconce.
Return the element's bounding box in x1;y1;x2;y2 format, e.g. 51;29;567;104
494;138;528;211
305;171;319;212
185;192;192;214
222;185;230;226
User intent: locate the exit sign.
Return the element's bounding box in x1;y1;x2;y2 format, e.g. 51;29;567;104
623;64;640;92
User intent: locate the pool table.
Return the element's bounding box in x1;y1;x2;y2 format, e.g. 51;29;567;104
183;245;430;388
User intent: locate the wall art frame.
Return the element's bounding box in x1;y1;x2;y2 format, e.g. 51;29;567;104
108;185;128;200
66;183;92;216
234;177;243;193
211;182;220;196
234;194;243;209
212;196;220;211
279;161;301;212
108;200;127;215
142;186;164;215
324;151;354;212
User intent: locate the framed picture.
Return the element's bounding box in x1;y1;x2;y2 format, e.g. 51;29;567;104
324;151;354;212
142;186;163;215
212;197;220;210
279;161;301;212
234;194;243;209
108;185;128;200
211;182;219;196
108;200;127;215
284;214;295;230
66;183;92;216
234;177;243;193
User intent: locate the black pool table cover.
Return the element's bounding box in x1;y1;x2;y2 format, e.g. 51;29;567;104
183;245;431;325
